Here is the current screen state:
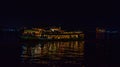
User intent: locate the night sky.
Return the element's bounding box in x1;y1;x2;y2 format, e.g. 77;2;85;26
0;1;119;30
0;16;119;29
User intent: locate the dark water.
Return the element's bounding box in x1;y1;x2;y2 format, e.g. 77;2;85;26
1;32;118;67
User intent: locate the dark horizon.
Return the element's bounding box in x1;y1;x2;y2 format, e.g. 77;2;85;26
0;16;120;31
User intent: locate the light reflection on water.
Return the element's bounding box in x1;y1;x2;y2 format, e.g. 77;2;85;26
20;41;85;66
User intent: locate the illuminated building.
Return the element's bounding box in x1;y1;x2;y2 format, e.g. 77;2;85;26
96;27;120;39
96;27;106;39
21;27;84;40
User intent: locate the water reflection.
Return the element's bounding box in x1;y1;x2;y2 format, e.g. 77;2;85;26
20;41;85;66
